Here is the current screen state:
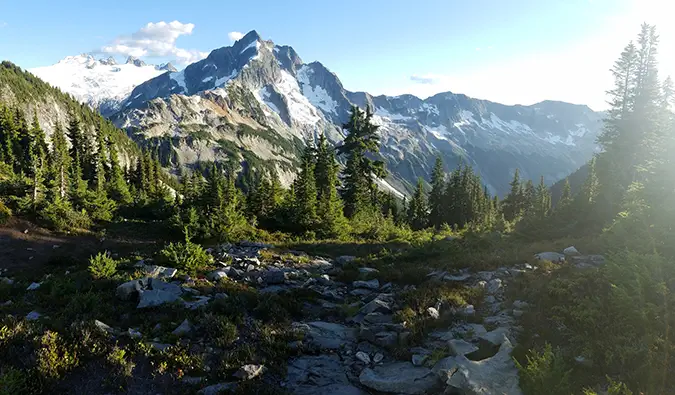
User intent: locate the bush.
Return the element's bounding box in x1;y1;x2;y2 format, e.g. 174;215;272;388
88;252;117;279
40;199;91;231
159;234;213;274
515;344;572;395
36;331;78;380
0;200;11;225
0;367;33;395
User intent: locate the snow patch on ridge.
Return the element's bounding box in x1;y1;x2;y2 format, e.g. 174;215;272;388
375;107;413;122
275;70;321;125
214;70;238;88
297;66;339;115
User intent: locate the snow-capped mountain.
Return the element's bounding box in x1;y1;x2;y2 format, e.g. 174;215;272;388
30;54;173;115
114;31;603;195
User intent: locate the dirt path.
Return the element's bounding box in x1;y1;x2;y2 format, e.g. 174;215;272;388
0;218;161;275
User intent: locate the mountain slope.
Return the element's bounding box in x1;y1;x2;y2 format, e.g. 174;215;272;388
30;55;172;116
90;31;602;195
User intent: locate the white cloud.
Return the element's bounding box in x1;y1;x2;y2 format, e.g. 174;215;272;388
100;21;207;65
393;0;674;111
228;31;244;42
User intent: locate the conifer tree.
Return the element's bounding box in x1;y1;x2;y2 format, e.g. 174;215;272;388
407;177;428;230
314;134;347;238
503;169;523;221
106;134;131;204
0;105;16;165
557;178;572;210
28;114;47;206
428;156;446;228
49;122;70;200
533;176;551;220
291;143;318;232
580;157;599;207
94;125;107;195
338;106;386;218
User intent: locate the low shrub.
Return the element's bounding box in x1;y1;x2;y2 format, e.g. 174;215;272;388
87;251;117;279
0;200;11;225
515;343;572;395
158;233;213;274
40;199;91;231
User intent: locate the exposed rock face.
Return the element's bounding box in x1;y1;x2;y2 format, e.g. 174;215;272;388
359;362;440;394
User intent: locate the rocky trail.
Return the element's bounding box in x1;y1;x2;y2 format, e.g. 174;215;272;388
0;240;605;394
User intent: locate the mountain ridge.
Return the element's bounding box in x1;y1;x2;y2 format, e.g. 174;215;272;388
32;30;604;196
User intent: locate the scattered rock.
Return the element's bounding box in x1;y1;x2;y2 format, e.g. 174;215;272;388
512;300;529;309
373;331;398;349
480;327;511;347
449;339;479;356
144;265;178;279
358;267;379;275
26;282;41;291
443;273;472;282
127;328;142;339
0;277;14;286
208;269;229;282
486;278;502;294
181;376;205;385
359;294;393;315
94;320;117;335
355;351;371;364
149;342;171;351
412;354;429;366
294;321;357;350
172;319;192;337
373;353;384;363
263;269;286;284
184;296;211;310
427;307;440;319
359;362;440;394
116;278;148;300
287;355;368;395
534;252;565;262
335;255;356;266
353;279;380;290
137;279;183;308
233;364;265;380
563;246;581;256
512;309;524;317
26;311;41;321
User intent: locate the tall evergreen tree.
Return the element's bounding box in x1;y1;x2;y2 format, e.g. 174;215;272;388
28;114;47;206
407;177;428;230
428;156;446;228
314;134;347;238
94;125;107;195
49;122;70;200
106;134;131;204
338;106;386;218
503;169;523;221
557;177;572;210
290;143;318;232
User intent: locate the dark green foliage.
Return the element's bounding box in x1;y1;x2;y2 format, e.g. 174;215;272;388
159;232;213;274
407;178;428;230
338;106;387;218
428;156;446;228
87;251;117;279
515;344;571;395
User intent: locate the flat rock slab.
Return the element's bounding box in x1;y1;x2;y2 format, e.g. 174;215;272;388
449;339;479;356
294;321;357;350
286;355;368;395
359;362;440;394
434;339;522;395
534;252;565;262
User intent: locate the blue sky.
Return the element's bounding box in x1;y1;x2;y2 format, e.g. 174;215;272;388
0;0;671;110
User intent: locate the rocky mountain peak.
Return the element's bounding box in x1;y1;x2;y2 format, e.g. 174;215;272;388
157;62;177;72
125;56;146;67
99;56;117;66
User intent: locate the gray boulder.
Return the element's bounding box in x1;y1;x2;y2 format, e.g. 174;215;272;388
233;364;265;380
434;338;522;395
359;362;440;394
172;319;192;337
563;246;581;256
198;382;237;395
263;269;286;284
335;255;356;266
534;252;565;262
293;321;357;350
353;279;380;290
137;280;183;308
144;265;178;279
449;339;479;356
287;354;368;395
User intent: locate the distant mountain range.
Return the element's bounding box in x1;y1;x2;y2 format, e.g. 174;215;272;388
30;55;176;116
29;30;603;195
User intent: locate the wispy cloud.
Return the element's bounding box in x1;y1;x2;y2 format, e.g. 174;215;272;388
410;74;446;85
99;21;207;65
0;21;7;28
228;31;244;42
